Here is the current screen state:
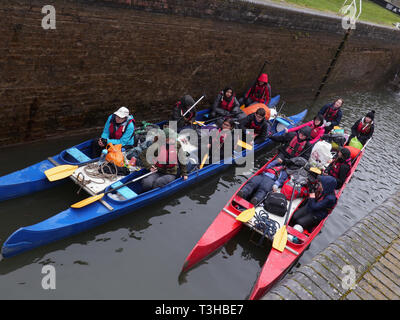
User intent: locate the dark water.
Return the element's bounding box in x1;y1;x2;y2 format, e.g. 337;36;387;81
0;90;398;299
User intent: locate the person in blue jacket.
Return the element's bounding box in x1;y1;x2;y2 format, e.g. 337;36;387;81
289;175;337;231
92;106;135;156
318;98;343;133
237;161;289;205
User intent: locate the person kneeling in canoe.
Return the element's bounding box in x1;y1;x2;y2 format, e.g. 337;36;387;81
289;175;337;232
140;128;188;192
210;87;246;124
237;162;289;205
269;126;313;165
92;106;135;157
239;73;272;107
348;110;375;146
284;114;325;145
240;108;271;145
172;95;197;131
324;147;351;189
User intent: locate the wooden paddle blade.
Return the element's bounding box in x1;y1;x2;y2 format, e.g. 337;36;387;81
71;193;105;208
236;207;255;222
272;225;287;252
237;140;253;150
199;153;209;169
45;165;79;181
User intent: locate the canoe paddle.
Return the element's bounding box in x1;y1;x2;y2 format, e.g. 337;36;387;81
70;171;154;208
272;180;298;252
44;158;100;182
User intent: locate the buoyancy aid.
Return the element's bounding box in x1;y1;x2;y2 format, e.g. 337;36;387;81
327;157;351;178
310;123;321;139
356;118;373;134
155;144;178;169
264;166;284;179
109;115;135;140
176;100;195;120
249;117;263;134
249;84;270;103
323;105;340;121
285;135;307;157
219;92;236;112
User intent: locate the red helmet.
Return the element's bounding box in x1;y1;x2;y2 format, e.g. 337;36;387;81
257;73;268;83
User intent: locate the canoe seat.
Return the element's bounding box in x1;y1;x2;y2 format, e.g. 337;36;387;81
111;181;138;200
66;147;91;163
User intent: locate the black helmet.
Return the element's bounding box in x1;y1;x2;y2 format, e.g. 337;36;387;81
339;147;351;160
298;126;311;139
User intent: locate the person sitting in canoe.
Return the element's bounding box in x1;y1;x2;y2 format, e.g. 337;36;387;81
172;95;196;131
199;118;237;165
237;161;289;205
318;98;343;134
284;114;325;145
92;106;135;157
324;147;351;189
288;175;337;232
269;126;313;165
210;87;246;124
239;73;272;107
240;108;271;145
348;110;375;146
139;128;188;191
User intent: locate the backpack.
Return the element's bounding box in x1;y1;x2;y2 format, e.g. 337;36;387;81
263;192;288;217
281;178;309;200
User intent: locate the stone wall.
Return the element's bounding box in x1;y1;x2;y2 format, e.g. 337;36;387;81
1;0;400;145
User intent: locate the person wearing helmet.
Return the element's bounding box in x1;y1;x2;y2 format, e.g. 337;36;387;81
289;175;337;232
92;106;135;157
348;110;375;146
211;87;246;122
318;98;343;133
269;126;313;165
285;114;325;145
324;147;352;189
172;95;197;131
139;128;188;191
240;108;271;144
239;73;272;107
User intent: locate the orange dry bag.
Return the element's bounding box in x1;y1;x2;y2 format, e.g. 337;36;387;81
243;103;271;120
343;146;360;160
105;143;125;167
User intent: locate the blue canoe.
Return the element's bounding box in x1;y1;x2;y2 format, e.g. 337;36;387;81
0;95;280;203
2;106;308;258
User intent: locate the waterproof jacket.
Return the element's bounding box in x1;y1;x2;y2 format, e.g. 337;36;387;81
326;155;351;189
287;120;325;145
240;113;271;144
139;141;187;176
318;103;343;127
172;95;197;129
101;114;135;147
350;118;374;145
307;175;337;220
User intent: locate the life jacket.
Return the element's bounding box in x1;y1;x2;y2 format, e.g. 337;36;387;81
327;157;351;178
310;123;321;139
264;166;284;179
249;116;263;134
323;105;340;122
109;115;135;140
249;84;270;104
219;92;236;112
285;135;307;157
155;144;178;169
356;118;373;134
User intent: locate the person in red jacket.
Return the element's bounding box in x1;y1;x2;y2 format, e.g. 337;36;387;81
285;114;325;145
239;73;272;107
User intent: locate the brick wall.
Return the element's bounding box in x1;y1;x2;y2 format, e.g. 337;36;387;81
0;0;399;145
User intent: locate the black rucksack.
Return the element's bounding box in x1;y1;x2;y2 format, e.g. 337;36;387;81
263;192;288;217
